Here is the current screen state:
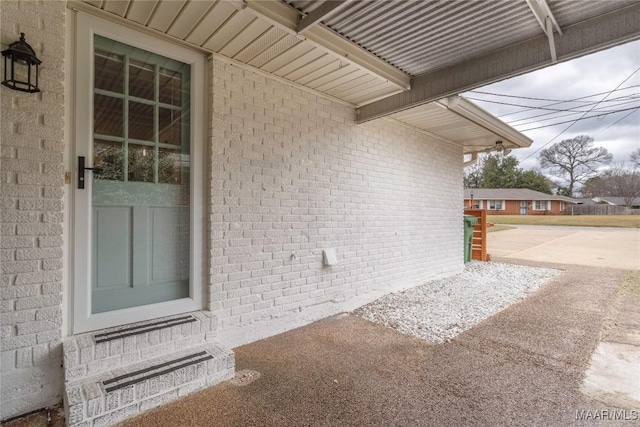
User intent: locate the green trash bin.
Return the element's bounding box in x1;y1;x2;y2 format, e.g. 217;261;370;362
463;215;478;263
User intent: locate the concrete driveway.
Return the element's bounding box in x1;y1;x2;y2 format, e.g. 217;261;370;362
488;225;640;270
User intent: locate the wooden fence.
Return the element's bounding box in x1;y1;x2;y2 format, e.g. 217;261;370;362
568;205;640;215
463;209;488;261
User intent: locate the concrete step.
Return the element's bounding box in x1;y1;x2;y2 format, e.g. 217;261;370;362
63;311;218;381
64;342;234;427
62;311;234;426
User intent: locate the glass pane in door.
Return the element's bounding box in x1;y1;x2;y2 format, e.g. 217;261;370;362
91;35;191;314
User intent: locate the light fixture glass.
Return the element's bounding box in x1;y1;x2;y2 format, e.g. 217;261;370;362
2;33;41;93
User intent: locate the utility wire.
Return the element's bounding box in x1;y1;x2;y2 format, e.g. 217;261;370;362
592;108;640;137
487;85;640;117
521;66;640;161
466;95;639;114
518;106;640;131
509;99;640;127
506;95;640;124
467;85;640;116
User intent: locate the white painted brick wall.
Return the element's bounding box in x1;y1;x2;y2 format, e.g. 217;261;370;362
1;5;464;419
209;59;464;347
0;0;66;420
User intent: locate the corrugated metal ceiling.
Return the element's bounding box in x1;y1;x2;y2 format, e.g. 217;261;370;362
287;0;636;77
79;0;635;152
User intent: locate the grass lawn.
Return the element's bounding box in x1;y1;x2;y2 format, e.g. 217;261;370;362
487;215;640;228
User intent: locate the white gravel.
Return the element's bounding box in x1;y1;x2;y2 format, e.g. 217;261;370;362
353;262;559;344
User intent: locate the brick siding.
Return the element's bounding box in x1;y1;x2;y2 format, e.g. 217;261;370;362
464;199;567;215
0;0;66;420
209;59;464;345
1;4;464;419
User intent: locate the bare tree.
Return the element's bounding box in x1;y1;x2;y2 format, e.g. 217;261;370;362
538;135;612;196
631;147;640;168
600;165;640;208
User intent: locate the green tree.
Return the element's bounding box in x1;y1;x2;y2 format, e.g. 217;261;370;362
481;154;521;188
464;153;552;193
517;170;552;194
463;155;485;188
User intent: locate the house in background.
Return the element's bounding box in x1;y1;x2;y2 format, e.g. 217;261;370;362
1;0;637;425
464;189;577;215
576;197;640;209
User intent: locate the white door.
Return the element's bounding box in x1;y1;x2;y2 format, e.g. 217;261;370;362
73;13;205;333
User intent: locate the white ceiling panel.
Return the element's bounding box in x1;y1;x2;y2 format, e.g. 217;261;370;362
103;0;129;17
184;2;237;47
293;59;342;86
126;0;157;25
219;19;272;58
347;85;403;106
232;27;286;63
166;1;213;40
307;65;358;90
319;71;372;94
79;0;408;107
247;35;300;68
284;54;334;82
331;76;382;99
389;99;532;153
271;49;326;78
146;0;186;33
202;11;255;52
261;43;315;74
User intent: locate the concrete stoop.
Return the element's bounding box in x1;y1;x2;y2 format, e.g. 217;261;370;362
62;312;235;426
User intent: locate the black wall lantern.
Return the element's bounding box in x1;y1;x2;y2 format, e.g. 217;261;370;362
2;33;41;93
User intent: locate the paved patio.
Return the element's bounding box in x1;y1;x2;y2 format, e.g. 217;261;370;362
110;262;633;426
6;260;638;427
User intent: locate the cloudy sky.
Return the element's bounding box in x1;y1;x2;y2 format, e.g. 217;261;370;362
464;39;640;171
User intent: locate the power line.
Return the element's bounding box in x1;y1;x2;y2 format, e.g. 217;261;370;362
489;85;640;117
469;85;640;113
521;66;640;161
518;106;640;131
509;98;640;127
507;96;640;124
466;95;639;114
593;108;640;137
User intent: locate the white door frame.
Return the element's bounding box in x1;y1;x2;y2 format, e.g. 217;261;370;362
72;12;205;334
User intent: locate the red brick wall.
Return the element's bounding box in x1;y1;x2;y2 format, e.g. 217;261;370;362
463;199;567;215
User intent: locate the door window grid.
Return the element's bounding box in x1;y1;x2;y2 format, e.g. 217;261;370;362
93;36;190;184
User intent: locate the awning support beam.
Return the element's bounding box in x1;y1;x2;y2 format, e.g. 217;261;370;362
526;0;562;63
356;3;640;123
298;1;353;34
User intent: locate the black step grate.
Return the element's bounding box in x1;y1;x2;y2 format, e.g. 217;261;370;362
94;315;197;344
103;351;213;393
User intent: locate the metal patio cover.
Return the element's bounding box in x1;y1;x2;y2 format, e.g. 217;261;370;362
76;0;640;146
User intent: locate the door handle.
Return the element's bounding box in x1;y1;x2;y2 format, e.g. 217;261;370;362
78;156;103;189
